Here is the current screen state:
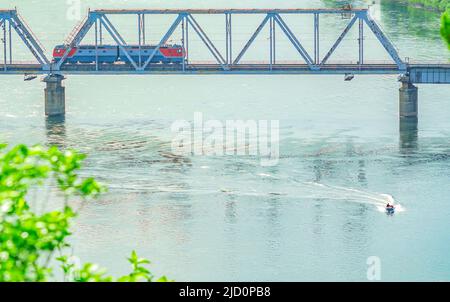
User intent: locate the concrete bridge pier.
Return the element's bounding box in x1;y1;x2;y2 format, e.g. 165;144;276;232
399;79;419;150
399;114;418;151
43;74;66;116
399;81;418;120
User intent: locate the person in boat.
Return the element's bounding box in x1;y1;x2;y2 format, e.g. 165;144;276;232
386;203;394;209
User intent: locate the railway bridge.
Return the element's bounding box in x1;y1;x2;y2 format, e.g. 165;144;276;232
0;8;449;125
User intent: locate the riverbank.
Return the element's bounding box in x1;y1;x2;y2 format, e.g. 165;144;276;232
379;0;450;48
385;1;450;48
394;0;449;12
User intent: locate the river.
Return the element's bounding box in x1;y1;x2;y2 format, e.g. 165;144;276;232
0;0;449;281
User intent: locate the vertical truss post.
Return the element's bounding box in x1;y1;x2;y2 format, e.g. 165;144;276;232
273;15;276;65
3;20;6;71
269;14;276;68
138;13;142;68
314;13;319;65
95;19;98;71
269;15;273;70
359;17;364;66
272;15;277;64
8;19;12;64
269;14;274;70
225;13;232;65
181;16;186;71
185;14;189;65
142;14;146;45
99;19;103;45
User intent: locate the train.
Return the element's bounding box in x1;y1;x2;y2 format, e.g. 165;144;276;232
53;44;185;64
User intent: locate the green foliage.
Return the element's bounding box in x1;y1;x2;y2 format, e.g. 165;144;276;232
0;144;170;282
73;263;114;282
322;0;449;11
407;0;449;12
442;10;450;48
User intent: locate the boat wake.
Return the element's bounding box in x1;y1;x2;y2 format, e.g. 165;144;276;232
105;169;405;214
304;182;405;213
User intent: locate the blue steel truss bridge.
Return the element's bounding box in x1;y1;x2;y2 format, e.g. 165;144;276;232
0;7;449;119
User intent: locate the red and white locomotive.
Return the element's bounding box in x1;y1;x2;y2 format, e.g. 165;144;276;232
53;44;185;64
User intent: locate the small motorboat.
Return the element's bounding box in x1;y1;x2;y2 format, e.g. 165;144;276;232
344;73;354;81
386;205;395;214
24;74;37;81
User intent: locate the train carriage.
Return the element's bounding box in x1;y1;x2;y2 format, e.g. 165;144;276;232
53;44;185;65
119;46;184;64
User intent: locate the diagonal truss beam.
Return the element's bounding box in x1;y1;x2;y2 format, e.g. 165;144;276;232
11;18;48;65
55;12;140;70
101;15;127;45
273;14;314;68
12;14;50;65
141;13;228;70
233;14;271;65
362;14;405;69
0;11;50;67
232;13;316;69
141;14;183;70
55;15;96;69
186;14;227;69
319;12;404;69
100;15;139;70
320;15;358;66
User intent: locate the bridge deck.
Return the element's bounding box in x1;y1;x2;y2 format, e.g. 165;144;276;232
1;64;449;83
0;63;400;75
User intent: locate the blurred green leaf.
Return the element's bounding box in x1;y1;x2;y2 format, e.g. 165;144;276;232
0;144;170;282
442;10;450;49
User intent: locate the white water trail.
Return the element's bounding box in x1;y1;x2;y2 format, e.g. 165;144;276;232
216;178;405;213
305;182;405;213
